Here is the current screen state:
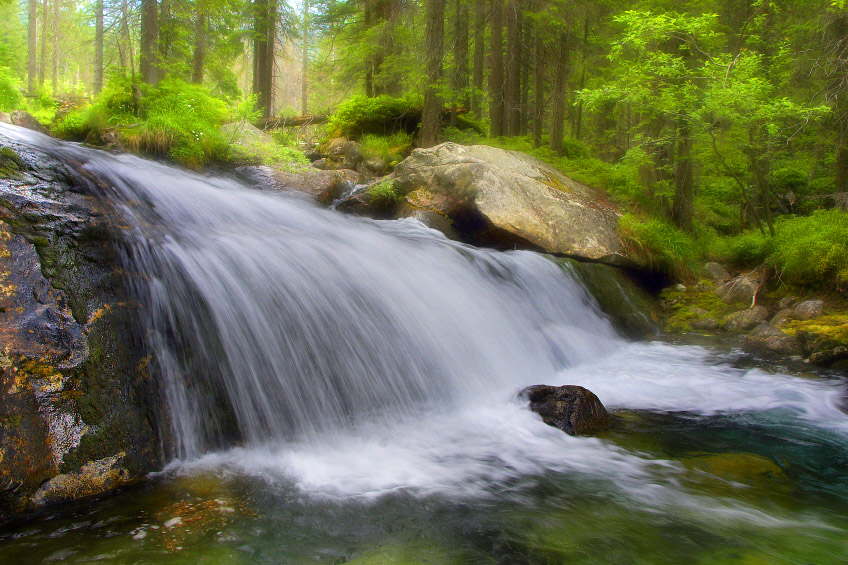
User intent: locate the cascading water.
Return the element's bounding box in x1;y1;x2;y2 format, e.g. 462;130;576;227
2;124;847;562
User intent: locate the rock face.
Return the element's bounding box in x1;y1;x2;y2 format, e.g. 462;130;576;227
390;143;625;265
0;134;164;519
520;385;610;436
236;165;361;205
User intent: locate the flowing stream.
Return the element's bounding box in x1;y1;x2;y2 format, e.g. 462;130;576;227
1;126;847;563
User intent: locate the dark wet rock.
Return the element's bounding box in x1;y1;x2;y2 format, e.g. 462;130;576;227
235;165;361;205
402;209;460;240
716;274;760;305
743;324;801;357
770;309;795;327
794;300;823;321
520;385;610;436
391;143;626;265
703;262;729;280
808;346;848;368
725;306;769;331
304;148;322;162
691;318;720;331
30;452;130;506
559;258;660;338
0;132;163;519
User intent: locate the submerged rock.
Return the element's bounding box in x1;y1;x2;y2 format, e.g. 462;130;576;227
391;143;626;265
235;165;361;205
520;385;610;436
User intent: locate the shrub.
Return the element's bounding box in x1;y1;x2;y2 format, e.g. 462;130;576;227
360;132;412;167
722;230;775;265
367;179;401;208
768;209;848;288
327;94;420;138
0;65;21;112
619;214;698;278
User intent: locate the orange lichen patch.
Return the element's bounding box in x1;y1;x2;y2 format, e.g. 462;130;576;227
151;497;253;554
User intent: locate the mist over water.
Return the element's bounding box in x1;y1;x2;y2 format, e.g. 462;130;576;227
2;125;848;562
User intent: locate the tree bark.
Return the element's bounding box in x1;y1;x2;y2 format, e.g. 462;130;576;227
520;15;530;135
532;13;543;147
27;0;37;96
140;0;159;85
471;0;485;118
451;0;469;127
301;0;309;115
253;0;277;118
549;31;569;155
489;0;504;137
94;0;103;94
672;117;694;232
420;0;445;147
192;7;206;83
504;0;520;136
158;0;171;81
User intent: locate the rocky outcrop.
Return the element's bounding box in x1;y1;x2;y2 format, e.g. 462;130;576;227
0;134;164;519
520;385;610;436
236;165;361;205
385;143;625;265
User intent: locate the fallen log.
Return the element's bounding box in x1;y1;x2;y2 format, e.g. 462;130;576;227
255;107;480;135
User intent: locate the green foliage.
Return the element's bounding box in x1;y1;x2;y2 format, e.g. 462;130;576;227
367;179;402;207
327;94;421;138
360;132;412;167
768;210;848;288
619;214;698;277
721;230;775;265
0;65;20;112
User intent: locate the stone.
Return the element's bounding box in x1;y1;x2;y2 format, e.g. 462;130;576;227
311;158;339;170
6;111;50;135
691;318;720;331
0;134;162;519
769;308;795;327
703;262;730;280
808;346;848;367
520;384;610;436
235;165;361;205
360;155;388;176
30;453;130;506
716;274;760;304
725;306;769;331
743;323;801;356
324;138;363;169
778;296;797;310
675;284;687;292
391;143;625;265
794;300;824;321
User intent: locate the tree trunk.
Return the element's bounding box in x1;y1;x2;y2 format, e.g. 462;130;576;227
471;0;485;118
140;0;159;85
253;0;277;118
120;0;136;83
573;15;588;140
27;0;37;96
364;0;374;96
489;0;504;137
420;0;445;147
158;0;171;81
94;0;103;94
520;15;529;135
504;0;520;136
451;0;469;126
192;7;206;83
531;14;543;147
672;117;694;232
39;0;47;87
51;0;58;93
549;31;569;155
301;0;309;115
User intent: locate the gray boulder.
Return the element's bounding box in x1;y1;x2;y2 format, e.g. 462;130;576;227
778;296;797;310
770;309;795;327
236;165;361;205
744;323;801;356
703;262;730;280
794;300;824;321
325;138;363;169
691;318;720;331
392;143;625;265
717;274;760;304
520;385;610;436
725;305;769;331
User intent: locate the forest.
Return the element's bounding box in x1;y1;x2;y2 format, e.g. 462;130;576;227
0;0;846;285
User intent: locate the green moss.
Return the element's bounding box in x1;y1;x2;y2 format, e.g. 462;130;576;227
661;289;738;333
0;146;23;178
367;179;402;208
359;132;413;169
781;313;848;346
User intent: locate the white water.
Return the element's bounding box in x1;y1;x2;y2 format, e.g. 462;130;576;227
2;124;847;514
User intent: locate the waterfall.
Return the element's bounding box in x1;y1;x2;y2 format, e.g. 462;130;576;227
0;125;620;460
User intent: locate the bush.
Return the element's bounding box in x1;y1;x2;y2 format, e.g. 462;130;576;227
619;214;698;278
768;209;848;288
360;132;412;167
327;94;421;138
721;230;775;265
0;65;21;112
367;179;401;208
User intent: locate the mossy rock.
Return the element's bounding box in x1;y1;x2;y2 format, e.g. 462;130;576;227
0;146;24;178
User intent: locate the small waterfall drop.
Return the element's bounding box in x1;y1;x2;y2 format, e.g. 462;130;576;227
0;125;620;460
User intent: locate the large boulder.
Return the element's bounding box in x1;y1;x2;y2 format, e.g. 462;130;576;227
520;385;610;436
703;262;730;281
743;324;801;357
725;306;769;331
390;143;625;265
716;274;760;304
0;134;164;519
794;300;824;321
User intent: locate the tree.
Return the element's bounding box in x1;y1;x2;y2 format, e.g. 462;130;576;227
471;0;485;117
253;0;277;118
27;0;37;96
489;0;504;136
141;0;159;84
94;0;104;94
421;0;446;147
